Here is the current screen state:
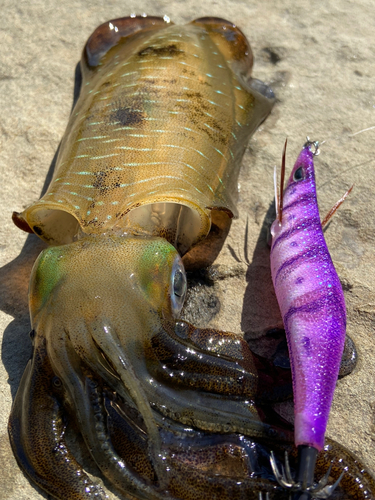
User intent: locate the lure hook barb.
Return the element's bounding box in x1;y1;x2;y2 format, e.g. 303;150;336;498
270;451;345;499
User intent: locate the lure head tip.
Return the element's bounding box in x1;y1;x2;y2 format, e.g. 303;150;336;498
286;143;316;189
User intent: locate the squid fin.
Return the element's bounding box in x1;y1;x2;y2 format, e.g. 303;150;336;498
83;15;172;73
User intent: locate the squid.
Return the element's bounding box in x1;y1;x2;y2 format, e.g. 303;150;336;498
8;15;375;500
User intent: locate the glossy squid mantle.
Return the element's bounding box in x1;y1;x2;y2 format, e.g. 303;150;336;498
8;15;375;500
13;16;274;254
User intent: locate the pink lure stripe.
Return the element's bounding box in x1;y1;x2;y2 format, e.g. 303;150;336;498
270;142;346;451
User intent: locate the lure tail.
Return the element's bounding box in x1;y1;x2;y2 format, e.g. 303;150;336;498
271;446;344;499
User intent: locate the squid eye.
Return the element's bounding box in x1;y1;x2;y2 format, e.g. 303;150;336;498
293;166;304;181
174;269;186;298
170;258;187;316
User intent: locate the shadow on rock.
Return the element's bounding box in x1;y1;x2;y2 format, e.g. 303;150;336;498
240;202;282;342
0;235;47;399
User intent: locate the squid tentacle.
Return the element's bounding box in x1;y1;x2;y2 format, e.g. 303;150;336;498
83;377;168;500
49;330;168;500
8;336;107;500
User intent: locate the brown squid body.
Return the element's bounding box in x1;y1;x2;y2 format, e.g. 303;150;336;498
9;15;375;500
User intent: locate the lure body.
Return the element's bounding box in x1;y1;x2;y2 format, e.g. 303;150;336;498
270;142;346;451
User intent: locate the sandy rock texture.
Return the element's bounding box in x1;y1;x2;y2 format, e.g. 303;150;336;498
1;0;374;499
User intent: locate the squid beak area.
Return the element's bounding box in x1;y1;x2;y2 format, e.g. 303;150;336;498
293;445;318;500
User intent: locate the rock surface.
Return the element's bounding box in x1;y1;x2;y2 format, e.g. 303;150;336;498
1;1;374;499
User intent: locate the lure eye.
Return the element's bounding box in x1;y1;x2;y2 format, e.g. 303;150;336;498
170;257;187;316
293;166;304;181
